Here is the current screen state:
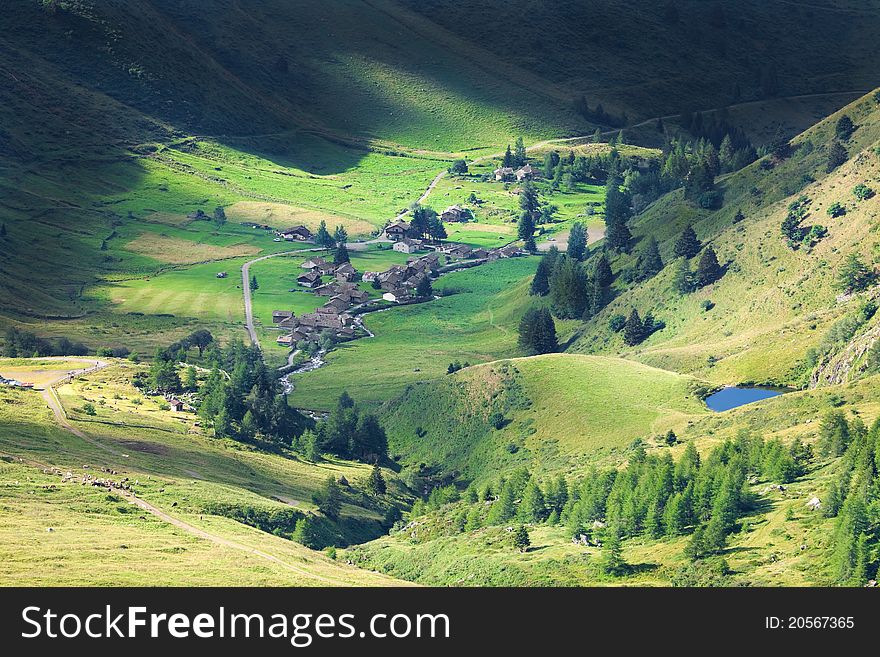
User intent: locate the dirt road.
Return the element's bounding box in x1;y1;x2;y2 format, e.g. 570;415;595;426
29;358;353;584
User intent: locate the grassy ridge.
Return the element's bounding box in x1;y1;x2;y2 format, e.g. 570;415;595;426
380;353;708;479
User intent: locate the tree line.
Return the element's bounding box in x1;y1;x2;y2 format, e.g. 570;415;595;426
408;433;814;577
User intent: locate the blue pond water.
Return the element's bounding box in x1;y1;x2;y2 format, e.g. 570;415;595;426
704;386;786;412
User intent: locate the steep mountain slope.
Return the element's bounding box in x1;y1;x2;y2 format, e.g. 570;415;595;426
572;90;880;387
3;0;878;324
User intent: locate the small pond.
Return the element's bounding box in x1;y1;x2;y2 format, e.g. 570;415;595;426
704;386;787;412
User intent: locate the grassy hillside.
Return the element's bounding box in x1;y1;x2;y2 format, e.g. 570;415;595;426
571;89;880;387
0;358;413;583
350;373;880;587
380;353;709;479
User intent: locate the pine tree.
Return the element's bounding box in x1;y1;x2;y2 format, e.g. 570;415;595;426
184;365;198;392
333;243;350;265
664;493;687;536
514;136;527;167
301;429;321;461
518;212;536;252
836;253;873;293
567;222;588;261
623;309;645;346
518;480;547;523
464;506;483;531
213;206;227;226
367;463;387;495
249;275;259;291
549;256;588;319
684;525;706;561
502;145;513;168
835;115;855;141
333;225;348;246
695;247;722;287
206;403;230;438
601;524;625;575
313;475;342;519
673;225;701;259
487;481;516;524
292;516;323;549
530;258;551;296
315;220;333;249
827;140;848;172
543;151;556;178
636;236;663;280
593;253;613;287
673;258;693;294
415;275;433;298
240;409;257;438
718;134;735;172
512;525;530;552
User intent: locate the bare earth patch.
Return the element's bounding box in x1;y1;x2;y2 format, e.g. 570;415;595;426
123;233;259;264
226;201;375;236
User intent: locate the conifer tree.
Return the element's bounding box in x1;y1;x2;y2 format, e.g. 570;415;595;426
673;258;693;294
464;506;483;531
487;481;516;524
836;253;873;293
567;222;588;261
313;475;342;519
502;145;513;168
514;136;527;167
673;225;701;259
416;275;433;298
623;309;645;346
367;463;387;495
530;258;551;296
636;236;663;280
518;480;547;523
593;252;613;287
512;525;531;552
695;246;722;287
315;220;333;249
333;243;350;265
827;140;848;172
601;524;625;575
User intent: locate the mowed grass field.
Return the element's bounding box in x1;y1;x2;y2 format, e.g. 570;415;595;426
92;259;252;323
288;257;579;410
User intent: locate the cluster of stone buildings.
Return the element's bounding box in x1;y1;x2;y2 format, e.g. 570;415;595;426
272;234;523;350
493;164;539;182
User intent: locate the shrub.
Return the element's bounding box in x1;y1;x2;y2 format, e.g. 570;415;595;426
609;314;626;332
701;299;715;311
853;184;875;201
827;202;846;218
81;403;96;416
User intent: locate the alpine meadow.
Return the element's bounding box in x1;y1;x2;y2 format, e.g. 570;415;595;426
6;0;880;599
